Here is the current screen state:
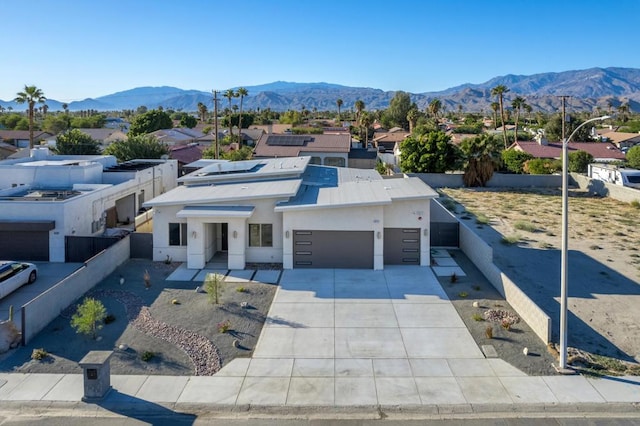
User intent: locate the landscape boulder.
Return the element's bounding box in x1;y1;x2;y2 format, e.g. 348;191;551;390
0;320;21;353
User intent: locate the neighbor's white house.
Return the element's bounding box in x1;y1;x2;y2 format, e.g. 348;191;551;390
144;156;438;270
0;147;177;262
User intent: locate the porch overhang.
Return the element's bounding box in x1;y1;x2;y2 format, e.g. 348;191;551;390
176;205;255;219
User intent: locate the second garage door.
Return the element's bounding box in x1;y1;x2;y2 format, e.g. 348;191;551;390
293;230;374;269
384;228;420;265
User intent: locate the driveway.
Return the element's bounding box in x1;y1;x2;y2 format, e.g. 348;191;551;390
0;262;82;328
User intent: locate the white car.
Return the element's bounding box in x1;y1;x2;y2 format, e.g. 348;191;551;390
0;261;37;299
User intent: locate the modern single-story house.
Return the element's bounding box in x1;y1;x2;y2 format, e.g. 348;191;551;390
0;130;54;148
0;147;177;262
144;156;438;270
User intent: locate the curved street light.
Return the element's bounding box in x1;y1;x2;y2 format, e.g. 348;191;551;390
558;115;610;371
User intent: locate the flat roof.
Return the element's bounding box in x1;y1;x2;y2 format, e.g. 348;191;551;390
177;205;255;219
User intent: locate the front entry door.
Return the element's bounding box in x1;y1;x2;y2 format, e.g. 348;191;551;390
221;223;228;251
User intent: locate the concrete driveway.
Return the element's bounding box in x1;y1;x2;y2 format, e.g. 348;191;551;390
0;262;82;328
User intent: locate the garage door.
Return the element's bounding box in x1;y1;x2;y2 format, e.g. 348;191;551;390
0;231;50;261
384;228;420;265
293;230;374;268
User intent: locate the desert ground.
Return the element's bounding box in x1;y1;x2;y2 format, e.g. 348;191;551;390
439;187;640;366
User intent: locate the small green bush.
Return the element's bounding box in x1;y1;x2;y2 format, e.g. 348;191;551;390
31;348;49;361
204;273;223;304
501;234;520;245
71;298;107;340
472;313;484;322
141;351;155;362
458;291;468;298
514;220;537;232
475;213;489;225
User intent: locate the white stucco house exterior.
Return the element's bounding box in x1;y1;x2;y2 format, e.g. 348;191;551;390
0;147;177;262
144;156;438;270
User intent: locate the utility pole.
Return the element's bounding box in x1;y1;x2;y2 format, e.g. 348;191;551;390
213;90;219;159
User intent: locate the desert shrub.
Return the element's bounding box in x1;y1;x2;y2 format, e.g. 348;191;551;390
217;320;231;333
472;313;484;322
31;348;49;360
514;220;537;232
501;234;520;245
568;150;593;173
141;351;155;362
204;273;223;304
524;158;562;174
475;213;489;224
71;297;107;340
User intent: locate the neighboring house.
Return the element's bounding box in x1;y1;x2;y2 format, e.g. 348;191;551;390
169;143;206;175
348;148;378;169
253;133;351;167
249;124;295;134
0;130;54;148
74;128;128;147
0;147;178;262
508;140;626;162
144;156;437;270
372;129;410;152
0;141;18;160
197;128;265;147
599;131;640;150
148;128;204;146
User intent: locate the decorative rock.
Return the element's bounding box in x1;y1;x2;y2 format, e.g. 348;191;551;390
119;276;125;285
240;302;249;309
118;343;128;351
523;347;529;356
233;339;239;348
472;301;479;308
195;286;205;293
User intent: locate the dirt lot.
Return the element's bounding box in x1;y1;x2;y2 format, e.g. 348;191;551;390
439;187;640;366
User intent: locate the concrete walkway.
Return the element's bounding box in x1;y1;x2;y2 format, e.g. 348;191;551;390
0;266;638;413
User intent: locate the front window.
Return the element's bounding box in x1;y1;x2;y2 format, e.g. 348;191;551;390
249;224;273;247
169;223;187;246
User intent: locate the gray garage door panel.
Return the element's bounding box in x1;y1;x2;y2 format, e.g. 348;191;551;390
384;228;420;265
293;230;373;269
0;231;49;261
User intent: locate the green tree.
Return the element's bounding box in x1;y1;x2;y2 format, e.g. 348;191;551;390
103;134;169;162
360;111;372;146
224;89;237;137
626;145;640;169
501;149;534;174
511;96;526;143
407;108;419;134
237;87;248;135
399;130;461;173
336;98;343;122
524;158;562;175
459;134;503;187
384;91;412;130
55;129;101;155
70;114;105;129
544;114;592;142
70;297;107;340
490;102;500;130
42;114;69;134
491;85;510;148
197;102;208;122
221;146;253;161
180;114;197;129
128;109;172;136
568;150;594;173
354;99;365;126
428;98;442;120
14;85;46;149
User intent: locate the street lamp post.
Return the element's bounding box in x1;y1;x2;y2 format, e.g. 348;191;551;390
558;114;610;371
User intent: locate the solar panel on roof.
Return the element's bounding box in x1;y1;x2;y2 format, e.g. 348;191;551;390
265;135;311;146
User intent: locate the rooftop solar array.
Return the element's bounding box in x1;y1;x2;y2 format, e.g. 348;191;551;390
265;135;312;146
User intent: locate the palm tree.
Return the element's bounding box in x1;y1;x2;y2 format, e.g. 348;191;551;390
460;133;502;187
428;98;442;120
237;87;248;134
14;85;46;149
491;85;510;148
524;103;532;125
407;108;419;134
360;111;372;147
618;103;630;122
197;102;207;122
490;102;499;130
511;96;525;143
336;98;343;122
354;100;365;126
224;89;237;139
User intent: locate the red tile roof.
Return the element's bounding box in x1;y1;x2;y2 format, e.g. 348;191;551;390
510;141;626;161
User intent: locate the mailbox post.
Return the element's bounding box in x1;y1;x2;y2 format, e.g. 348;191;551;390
79;350;113;402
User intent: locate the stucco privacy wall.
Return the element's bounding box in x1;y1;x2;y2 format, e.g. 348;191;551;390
413;173;561;189
21;236;130;345
572;173;640;204
433;200;552;343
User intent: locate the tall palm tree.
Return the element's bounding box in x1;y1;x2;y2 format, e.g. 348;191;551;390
336;98;343;122
15;85;46;149
511;96;526;143
224;89;237;139
354;99;365;126
407;108;419;134
524;103;532;125
491;85;510;148
428;98;442;120
360;111;372;147
237;87;248;135
197;102;207;121
490;102;499;130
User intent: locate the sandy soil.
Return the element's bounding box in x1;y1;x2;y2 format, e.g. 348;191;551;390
440;187;640;365
0;260;276;375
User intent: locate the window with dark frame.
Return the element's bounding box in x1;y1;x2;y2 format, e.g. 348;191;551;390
169;223;187;246
249;224;273;247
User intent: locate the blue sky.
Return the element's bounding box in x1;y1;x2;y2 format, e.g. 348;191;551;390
3;0;640;102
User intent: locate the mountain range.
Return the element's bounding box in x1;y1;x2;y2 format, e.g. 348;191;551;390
2;67;640;114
